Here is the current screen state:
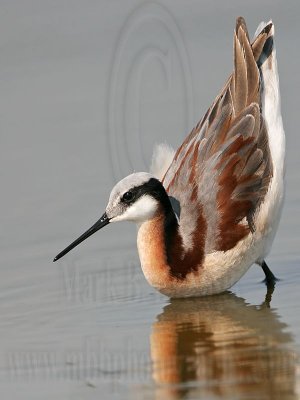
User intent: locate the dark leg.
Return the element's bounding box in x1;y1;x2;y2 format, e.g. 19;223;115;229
261;260;279;286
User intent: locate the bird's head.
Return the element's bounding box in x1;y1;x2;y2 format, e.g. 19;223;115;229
53;173;168;262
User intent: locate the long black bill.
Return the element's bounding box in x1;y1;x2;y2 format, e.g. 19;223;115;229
53;212;110;262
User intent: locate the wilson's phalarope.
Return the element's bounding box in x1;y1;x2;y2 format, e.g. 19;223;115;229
54;17;285;297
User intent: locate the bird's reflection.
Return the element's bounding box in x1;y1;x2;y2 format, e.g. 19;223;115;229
150;289;297;400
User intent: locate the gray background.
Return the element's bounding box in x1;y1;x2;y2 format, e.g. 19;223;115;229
1;1;299;399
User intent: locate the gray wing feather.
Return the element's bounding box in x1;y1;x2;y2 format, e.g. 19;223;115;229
163;17;273;255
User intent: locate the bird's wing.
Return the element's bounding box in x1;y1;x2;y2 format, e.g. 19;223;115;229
162;17;273;254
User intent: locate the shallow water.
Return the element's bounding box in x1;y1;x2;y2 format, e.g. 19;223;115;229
1;1;300;399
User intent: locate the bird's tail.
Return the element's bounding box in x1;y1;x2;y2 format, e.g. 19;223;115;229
230;17;274;116
252;19;285;177
252;20;274;69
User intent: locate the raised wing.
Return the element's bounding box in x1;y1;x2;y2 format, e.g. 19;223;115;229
162;17;273;254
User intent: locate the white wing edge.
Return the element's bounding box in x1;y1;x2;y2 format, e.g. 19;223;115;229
253;19;272;39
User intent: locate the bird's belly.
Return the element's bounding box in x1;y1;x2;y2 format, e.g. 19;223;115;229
158;234;264;298
137;218;265;297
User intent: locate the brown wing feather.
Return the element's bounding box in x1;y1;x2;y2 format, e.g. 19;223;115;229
163;17;273;255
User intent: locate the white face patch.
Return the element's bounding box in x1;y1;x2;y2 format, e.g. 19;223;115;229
110;195;159;223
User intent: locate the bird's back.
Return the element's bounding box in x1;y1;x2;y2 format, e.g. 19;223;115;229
147;17;285;297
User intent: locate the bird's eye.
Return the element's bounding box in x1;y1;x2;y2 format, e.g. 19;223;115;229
122;191;134;202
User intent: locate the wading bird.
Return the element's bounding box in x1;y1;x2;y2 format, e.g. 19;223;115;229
54;17;285;298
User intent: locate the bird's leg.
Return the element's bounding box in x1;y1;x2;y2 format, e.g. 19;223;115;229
260;260;279;286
